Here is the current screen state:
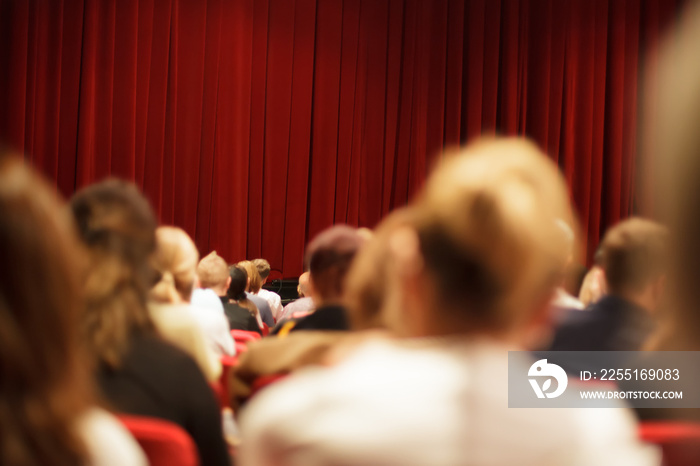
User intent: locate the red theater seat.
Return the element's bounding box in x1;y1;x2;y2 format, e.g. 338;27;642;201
230;329;262;343
119;415;199;466
640;421;700;466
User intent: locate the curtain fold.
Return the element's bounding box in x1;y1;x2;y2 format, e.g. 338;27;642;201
0;0;683;276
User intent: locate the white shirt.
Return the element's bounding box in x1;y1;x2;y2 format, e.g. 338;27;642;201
79;409;147;466
190;288;236;357
258;288;284;320
240;338;659;466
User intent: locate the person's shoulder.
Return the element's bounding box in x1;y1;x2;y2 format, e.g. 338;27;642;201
129;333;203;370
78;408;148;466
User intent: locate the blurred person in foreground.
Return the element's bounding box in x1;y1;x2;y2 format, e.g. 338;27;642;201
549;218;668;352
149;226;230;376
253;258;284;319
70;179;230;466
276;271;315;322
238;260;275;327
239;138;657;466
637;0;700;426
0;155;146;465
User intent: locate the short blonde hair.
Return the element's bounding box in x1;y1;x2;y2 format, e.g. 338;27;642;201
414;138;576;332
150;226;199;303
197;251;229;290
237;260;262;293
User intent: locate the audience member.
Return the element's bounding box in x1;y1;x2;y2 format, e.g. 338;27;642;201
549;218;668;351
70;179;230;466
190;286;237;357
237;260;275;327
252;258;284;319
227;265;264;333
0;155;146;466
273;225;365;335
277;271;315;322
197;251;261;333
149;226;228;377
578;248;608;306
239;138;656;466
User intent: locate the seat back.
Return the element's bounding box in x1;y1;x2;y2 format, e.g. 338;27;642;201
640;421;700;466
230;329;262;343
119;415;199;466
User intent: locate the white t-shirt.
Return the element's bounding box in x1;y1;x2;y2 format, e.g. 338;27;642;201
258;288;284;321
79;409;147;466
240;338;659;466
190;288;236;357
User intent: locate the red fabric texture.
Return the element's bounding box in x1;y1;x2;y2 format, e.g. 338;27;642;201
118;415;199;466
0;0;682;274
639;422;700;466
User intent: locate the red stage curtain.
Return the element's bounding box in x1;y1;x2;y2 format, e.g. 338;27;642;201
0;0;682;276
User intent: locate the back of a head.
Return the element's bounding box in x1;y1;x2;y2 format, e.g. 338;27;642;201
652;2;700;349
70;178;157;368
150;226;200;304
197;251;230;292
252;258;271;281
305;225;366;303
228;265;249;301
344;208;419;331
297;271;311;297
238;260;262;293
0;155;92;465
599;218;668;296
412;138;575;334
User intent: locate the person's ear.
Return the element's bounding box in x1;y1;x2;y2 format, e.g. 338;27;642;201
246;276;251;291
226;276;232;291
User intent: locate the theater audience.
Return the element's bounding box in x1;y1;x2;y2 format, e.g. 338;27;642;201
253;258;284;319
549;218;668;352
198;251;261;333
149;226;227;377
272;226;364;335
277;271;315;322
238;260;275;327
0;156;146;466
239;139;656;466
227;265;264;333
231;212;409;409
70;180;230;466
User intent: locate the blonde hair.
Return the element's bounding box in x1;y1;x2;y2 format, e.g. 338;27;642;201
344;208;419;331
413;138;576;332
150;226;200;304
197;251;229;290
238;260;262;293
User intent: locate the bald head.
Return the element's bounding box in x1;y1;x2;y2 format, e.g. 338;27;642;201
298;272;311;297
